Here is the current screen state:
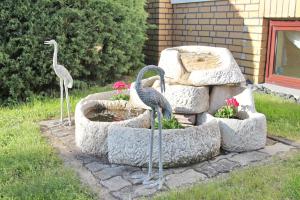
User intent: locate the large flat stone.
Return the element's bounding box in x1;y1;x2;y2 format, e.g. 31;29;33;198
108;113;221;168
158;46;245;86
259;143;294;156
165;169;207;189
228;151;269;166
85;162;110;172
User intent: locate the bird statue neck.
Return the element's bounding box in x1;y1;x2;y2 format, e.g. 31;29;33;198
52;43;58;68
135;65;162;91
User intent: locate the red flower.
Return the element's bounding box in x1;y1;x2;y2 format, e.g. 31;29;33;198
226;97;239;108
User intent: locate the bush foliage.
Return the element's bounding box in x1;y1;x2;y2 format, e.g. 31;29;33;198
0;0;147;104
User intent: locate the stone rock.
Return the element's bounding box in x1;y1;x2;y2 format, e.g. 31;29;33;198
208;85;256;116
158;46;245;86
209;159;240;173
75;94;151;157
158;48;185;80
85;162;110;172
108;113;221;168
165;169;207;189
174;114;196;125
217;113;267;152
100;176;132;192
129;76;159;109
94;166;130;181
259;143;294;156
228;151;269;166
153;82;209;114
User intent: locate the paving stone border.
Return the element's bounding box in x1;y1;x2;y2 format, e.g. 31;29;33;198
40;119;297;200
250;84;300;104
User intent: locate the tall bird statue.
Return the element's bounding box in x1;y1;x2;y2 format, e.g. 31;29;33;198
44;40;73;126
134;65;172;189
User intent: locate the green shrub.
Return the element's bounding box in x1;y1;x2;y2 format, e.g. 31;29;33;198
0;0;147;105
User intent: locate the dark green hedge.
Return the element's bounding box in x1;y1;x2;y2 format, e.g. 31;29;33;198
0;0;147;104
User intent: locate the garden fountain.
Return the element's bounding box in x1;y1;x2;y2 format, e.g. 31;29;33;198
75;45;267;172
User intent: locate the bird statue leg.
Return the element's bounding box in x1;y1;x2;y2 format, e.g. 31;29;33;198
145;107;164;190
131;109;154;183
143;109;155;185
60;79;64;124
64;83;72;126
157;107;164;190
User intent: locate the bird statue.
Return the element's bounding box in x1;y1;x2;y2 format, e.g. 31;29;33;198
44;39;73;126
133;65;172;190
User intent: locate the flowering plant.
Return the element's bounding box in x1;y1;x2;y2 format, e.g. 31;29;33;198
215;97;239;119
111;81;130;101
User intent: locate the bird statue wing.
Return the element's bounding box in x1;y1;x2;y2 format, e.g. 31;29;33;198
57;64;73;88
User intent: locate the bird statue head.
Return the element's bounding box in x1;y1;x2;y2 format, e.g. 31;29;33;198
44;39;57;46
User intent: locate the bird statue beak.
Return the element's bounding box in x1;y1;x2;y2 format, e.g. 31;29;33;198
161;78;166;93
44;40;51;45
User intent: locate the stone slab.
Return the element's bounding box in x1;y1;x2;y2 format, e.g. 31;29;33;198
100;176;132;192
166;169;207;189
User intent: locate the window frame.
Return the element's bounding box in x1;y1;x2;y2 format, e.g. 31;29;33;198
265;20;300;89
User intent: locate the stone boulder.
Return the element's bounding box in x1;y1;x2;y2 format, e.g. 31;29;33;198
216;112;267;152
158;46;245;86
75;95;151;157
152;81;209;114
107;113;221;168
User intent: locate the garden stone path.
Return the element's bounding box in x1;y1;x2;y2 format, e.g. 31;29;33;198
39;119;298;200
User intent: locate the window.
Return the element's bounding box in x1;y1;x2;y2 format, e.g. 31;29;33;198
266;21;300;89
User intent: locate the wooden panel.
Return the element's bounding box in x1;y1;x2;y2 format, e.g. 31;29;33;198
282;0;290;17
270;0;277;17
276;0;284;17
289;0;296;17
264;0;271;17
296;0;300;17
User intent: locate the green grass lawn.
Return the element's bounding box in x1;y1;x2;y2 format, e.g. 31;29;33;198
0;85;111;199
254;93;300;141
1;84;299;199
155;152;300;200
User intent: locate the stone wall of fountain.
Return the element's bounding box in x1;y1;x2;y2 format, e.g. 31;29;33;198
75;46;267;167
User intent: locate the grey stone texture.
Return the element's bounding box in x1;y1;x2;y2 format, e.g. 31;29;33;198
165;169;207;189
107;113;221;168
152;82;209;114
75;93;151;157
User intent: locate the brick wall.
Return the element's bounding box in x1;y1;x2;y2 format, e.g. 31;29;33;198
144;0;300;83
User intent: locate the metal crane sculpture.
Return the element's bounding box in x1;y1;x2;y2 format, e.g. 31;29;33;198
44;40;73;126
134;65;172;189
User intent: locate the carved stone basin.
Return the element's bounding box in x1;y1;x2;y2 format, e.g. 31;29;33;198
75;92;150;157
107;112;221;168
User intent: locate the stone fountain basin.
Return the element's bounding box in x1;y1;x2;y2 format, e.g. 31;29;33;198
75;92;151;157
107;113;221;168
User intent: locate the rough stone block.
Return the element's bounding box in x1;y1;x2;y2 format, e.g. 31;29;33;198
153;82;209;114
108;113;221;168
217;112;267;152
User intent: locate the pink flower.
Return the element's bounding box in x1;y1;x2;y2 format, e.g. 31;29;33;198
113;81;128;90
226;98;239;108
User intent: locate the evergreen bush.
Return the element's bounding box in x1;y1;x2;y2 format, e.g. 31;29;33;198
0;0;147;104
